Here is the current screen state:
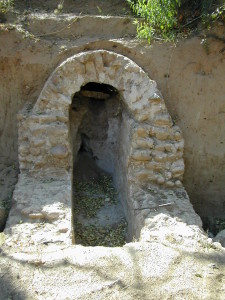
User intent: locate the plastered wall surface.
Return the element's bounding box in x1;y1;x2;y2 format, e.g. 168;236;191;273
0;16;224;221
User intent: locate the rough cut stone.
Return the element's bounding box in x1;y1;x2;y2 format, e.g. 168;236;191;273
7;50;199;247
50;145;68;158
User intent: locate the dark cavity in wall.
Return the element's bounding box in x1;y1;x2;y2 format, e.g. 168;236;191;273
70;82;128;247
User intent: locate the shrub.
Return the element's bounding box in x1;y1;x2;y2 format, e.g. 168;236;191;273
127;0;225;43
127;0;181;42
0;0;13;13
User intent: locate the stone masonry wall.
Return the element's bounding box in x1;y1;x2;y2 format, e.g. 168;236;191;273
18;50;184;187
7;50;188;240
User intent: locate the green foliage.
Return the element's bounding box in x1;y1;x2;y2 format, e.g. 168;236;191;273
0;0;13;13
201;2;225;28
127;0;225;43
127;0;181;42
54;0;64;15
74;220;127;247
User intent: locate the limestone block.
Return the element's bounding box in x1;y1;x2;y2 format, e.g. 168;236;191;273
50;145;68;159
156;175;165;185
42;204;65;221
57;220;70;233
166;153;182;162
30;114;57;124
165;144;176;153
165;171;172;180
174;140;184;151
85;60;97;79
149;93;163;104
165;181;175;188
172;126;183;141
136;170;156;182
30;148;41;156
34;159;45;168
152;151;168;163
150;127;169;140
104;66;118;80
28;213;44;220
146;162;163;172
175;180;182;187
30;126;48;137
19;144;30;157
21;207;37;217
56;115;68;123
174;132;183;141
67;60;85;75
50;94;71;111
131;150;152;161
31;139;45;147
135;113;150;122
19;155;34;163
154;143;165;151
154;113;172;126
132;138;154;149
171;159;185;177
133;128;149;138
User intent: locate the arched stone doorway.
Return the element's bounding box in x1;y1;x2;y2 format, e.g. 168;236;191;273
6;50;192;246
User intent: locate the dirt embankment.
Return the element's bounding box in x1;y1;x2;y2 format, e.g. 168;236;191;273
0;2;224;229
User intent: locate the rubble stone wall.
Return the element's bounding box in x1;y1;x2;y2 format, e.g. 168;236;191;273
18;50;184;187
9;50;190;240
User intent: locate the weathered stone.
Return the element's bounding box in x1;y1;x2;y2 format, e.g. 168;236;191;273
156;175;165;184
56;115;68;123
136;171;156;182
30;148;41;156
131;150;152;161
154;113;172;126
11;50;196;250
165;181;175;188
85;60;97;79
31;139;45;147
152;150;168;163
135;113;150;122
133;128;149;138
146;162;163;172
42;204;65;221
50;145;68;159
171;159;185;177
175;180;182;187
28;213;44;220
132;138;154;149
31;114;57;124
150;127;169;140
165;171;172;180
19;144;30;157
57;221;70;233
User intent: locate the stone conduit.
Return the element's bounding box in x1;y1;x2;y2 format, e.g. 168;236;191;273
4;50;204;246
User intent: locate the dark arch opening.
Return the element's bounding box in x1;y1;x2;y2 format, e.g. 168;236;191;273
70;82;128;247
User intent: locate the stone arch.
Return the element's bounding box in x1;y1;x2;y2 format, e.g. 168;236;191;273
19;50;184;181
15;50;186;241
